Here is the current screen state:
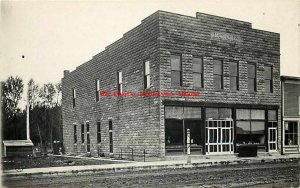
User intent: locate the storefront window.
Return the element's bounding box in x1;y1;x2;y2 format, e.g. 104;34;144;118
285;122;298;145
165;106;202;154
236;109;265;145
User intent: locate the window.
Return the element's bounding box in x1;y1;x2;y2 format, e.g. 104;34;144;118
81;124;84;143
285;121;298;145
248;63;256;92
74;124;77;144
171;55;182;86
86;122;90;152
236;109;265;145
264;65;273;93
109;120;113;153
96;80;100;101
229;62;239;91
117;71;122;94
97;122;101;143
299;96;300;115
206;108;232;119
213;60;223;89
72;88;76;108
193;57;203;88
144;60;150;89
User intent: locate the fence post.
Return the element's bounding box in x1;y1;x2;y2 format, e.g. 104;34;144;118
131;148;134;161
144;149;146;162
120;148;122;160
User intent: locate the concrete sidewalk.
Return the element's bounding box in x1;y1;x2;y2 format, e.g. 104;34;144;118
2;154;300;177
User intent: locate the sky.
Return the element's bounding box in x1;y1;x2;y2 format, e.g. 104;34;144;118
1;0;300;86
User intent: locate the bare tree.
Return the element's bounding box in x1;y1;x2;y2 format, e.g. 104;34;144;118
55;82;62;106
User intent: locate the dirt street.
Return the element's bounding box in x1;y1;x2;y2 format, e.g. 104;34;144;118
3;161;300;188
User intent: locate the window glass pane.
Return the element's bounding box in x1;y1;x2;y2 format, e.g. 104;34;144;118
229;62;238;76
165;119;183;146
165;106;184;119
214;75;222;89
251;121;265;134
184;107;201;119
236;109;250;119
268;110;277;121
236;121;251;134
171;55;181;71
213;60;222;75
171;71;181;86
251;109;265;120
264;66;271;79
265;80;271;93
206;108;219;119
219;108;232;119
146;75;150;88
230;77;237;91
144;61;150;75
248;78;255;92
247;63;255;78
193;58;202;73
118;72;122;83
193;73;202;87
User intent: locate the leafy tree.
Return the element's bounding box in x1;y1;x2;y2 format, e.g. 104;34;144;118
1;76;24;119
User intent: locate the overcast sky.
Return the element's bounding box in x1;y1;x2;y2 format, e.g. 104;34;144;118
1;0;300;87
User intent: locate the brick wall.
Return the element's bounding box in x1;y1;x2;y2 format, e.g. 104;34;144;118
157;11;281;153
62;11;281;158
62;12;162;158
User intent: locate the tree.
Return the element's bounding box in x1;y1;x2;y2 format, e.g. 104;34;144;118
1;76;24;119
55;82;62;106
28;78;39;108
39;83;56;108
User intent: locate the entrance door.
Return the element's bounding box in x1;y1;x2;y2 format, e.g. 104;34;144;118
268;127;277;151
206;120;234;154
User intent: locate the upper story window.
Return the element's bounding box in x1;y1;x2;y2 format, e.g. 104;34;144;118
97;122;101;143
144;60;150;89
72;88;76;108
247;63;256;92
213;60;223;89
264;65;273;93
81;123;84;143
229;62;239;91
117;71;123;94
73;124;77;144
96;80;100;102
171;55;182;87
193;57;203;88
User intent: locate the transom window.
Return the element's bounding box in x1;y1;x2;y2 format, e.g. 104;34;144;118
193;57;203;88
171;55;182;87
213;60;223;89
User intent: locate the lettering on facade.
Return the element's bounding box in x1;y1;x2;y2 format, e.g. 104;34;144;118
210;31;242;43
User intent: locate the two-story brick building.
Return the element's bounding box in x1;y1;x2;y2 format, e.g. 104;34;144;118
62;11;280;159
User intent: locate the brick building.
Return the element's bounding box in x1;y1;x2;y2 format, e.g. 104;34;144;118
62;11;280;159
281;76;300;154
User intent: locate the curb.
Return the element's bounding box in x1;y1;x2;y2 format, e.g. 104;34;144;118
2;157;300;177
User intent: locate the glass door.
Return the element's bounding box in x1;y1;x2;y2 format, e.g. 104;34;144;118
268;127;277;151
205;120;234;154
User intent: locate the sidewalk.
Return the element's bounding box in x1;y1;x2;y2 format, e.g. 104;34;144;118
2;153;300;177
